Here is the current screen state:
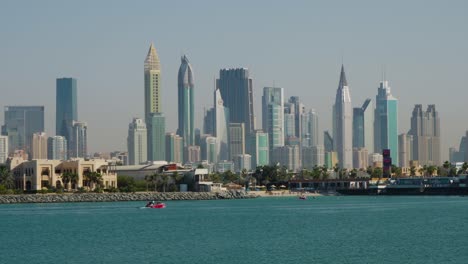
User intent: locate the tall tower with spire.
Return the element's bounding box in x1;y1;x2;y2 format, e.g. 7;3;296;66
144;43;161;116
177;55;195;147
333;65;353;169
145;43;165;161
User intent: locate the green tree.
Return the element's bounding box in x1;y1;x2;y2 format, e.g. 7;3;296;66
410;166;417;176
0;165;14;189
349;168;358;178
427;165;437;177
117;175;136;192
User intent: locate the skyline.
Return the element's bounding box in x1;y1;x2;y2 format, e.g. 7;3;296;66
1;1;467;161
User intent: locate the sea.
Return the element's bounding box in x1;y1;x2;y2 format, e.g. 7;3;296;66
1;196;468;264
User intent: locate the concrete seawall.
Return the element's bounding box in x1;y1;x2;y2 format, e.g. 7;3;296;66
0;190;258;204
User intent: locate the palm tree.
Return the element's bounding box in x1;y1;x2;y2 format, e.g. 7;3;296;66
427;165;437;177
60;172;72;190
0;165;15;189
69;173;79;190
410;166;416;176
144;174;153;191
88;172;103;190
159;174;170;192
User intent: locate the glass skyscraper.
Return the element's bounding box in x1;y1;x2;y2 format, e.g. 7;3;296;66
353;98;374;153
262;87;284;153
147;113;166;161
177;55;195;147
56;78;77;144
2;106;44;155
374;81;398;165
144;43;161;116
251;130;269;168
217;68;255;135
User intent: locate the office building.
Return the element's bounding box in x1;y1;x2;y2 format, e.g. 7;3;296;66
0;135;8;164
353;148;368;169
200;135;218;164
177;55;195;147
272;145;300;172
2;106;44;155
56;78;77;146
408;104;441;166
147;113;166;161
127;118;147;165
262;87;284;153
229;123;245;160
70;121;87;158
234;154;252;172
185;145;201;163
217;68;255;135
375;80;399;165
283;102;296;139
47;136;67;161
398;133;413;168
332;65;353;169
214;88;229;161
165;132;183;163
251;130;269;168
302;145;325;169
144;43;161;117
288;96;305;140
203;108;215;136
353;99;374;153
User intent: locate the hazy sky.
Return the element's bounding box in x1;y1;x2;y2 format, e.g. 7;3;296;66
1;0;467;161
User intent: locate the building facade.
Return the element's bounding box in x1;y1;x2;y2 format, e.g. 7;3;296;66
165;132;184;164
408;104;441;166
353;98;374;153
374;80;398;165
214;88;229;161
147;113;166;161
229;123;245;160
0;135;8;164
217;68;255;135
2;106;44;155
177;55;195;147
144;43;161;117
70;121;87;158
127;118;147;165
48;136;68;161
251;130;269;168
56;78;77;148
31;132;48;159
262;87;285;153
333;65;353;169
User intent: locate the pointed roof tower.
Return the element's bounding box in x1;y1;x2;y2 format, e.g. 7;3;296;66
339;64;348;87
144;43;160;72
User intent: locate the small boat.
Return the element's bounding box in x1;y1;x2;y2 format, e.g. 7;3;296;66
299;194;307;200
145;202;166;209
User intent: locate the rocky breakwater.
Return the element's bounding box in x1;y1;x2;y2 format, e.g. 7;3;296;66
0;190;259;204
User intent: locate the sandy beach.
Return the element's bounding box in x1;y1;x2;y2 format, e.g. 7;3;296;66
247;190;326;197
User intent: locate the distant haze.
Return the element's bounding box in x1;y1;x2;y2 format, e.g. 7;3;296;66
1;0;467;161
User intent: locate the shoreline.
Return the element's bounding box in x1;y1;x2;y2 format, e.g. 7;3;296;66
0;190;257;204
247;190;337;197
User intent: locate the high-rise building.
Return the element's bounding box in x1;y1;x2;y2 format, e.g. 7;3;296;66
203;108;215;136
353;99;374;154
127;118;147;165
48;136;68;160
450;132;467;163
288;96;305;140
217;68;255;135
185;145;201;163
333;65;353;169
234;154;252;172
375;80;399;165
262;87;284;153
398;133;413;168
165;132;183;163
56;78;77;147
70;121;87;158
144;43;161;117
0;135;8;164
283;102;296;139
301;109;319;148
2;106;44;155
324;131;334;153
408;104;441;166
147;113;166;161
272;145;300;172
229;123;245;160
302;145;325;169
177;55;195;147
31;132;47;159
353;148;369;169
200;135;218;164
251;130;269;168
214;88;229;161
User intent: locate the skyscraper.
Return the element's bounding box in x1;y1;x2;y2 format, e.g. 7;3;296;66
408;104;441;166
177;55;195;147
374;80;398;165
203;108;215;136
272;145;300;172
324;131;334;153
214;88;229;161
262;87;284;153
229;123;245;160
353;99;374;153
144;43;161;117
301;109;319;148
70;121;87;158
47;136;67;160
56;78;77;145
2;106;44;155
0;135;7;164
251;130;269;168
31;132;48;159
200;135;218;164
398;133;413;168
333;65;353;169
288;96;305;140
127;118;147;165
147;113;166;161
165;132;183;163
283;102;296;139
217;68;255;135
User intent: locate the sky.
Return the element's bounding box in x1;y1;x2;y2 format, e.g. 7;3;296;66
1;0;467;161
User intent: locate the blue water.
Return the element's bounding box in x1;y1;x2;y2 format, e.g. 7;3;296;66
1;196;468;264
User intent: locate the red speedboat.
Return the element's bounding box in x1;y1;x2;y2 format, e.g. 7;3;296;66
145;202;166;209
